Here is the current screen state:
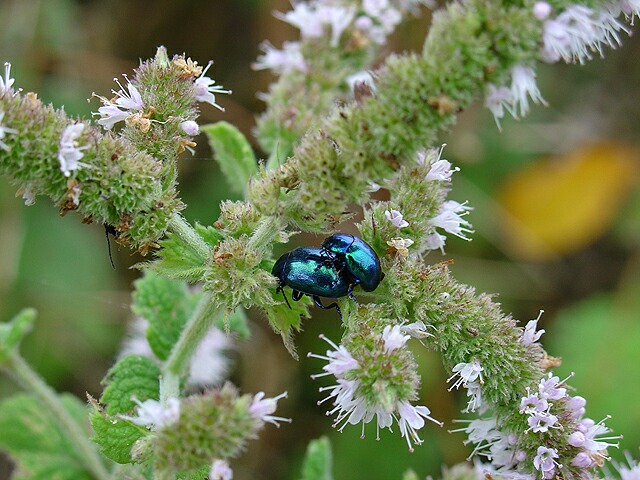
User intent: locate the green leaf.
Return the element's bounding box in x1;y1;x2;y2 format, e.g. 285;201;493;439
300;437;333;480
0;393;94;480
202;121;257;197
89;401;148;465
100;355;161;416
144;233;207;282
0;308;36;361
144;224;220;283
263;288;309;359
131;272;202;361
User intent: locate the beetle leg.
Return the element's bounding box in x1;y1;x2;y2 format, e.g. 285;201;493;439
292;290;304;301
312;295;342;318
276;284;293;310
348;288;357;302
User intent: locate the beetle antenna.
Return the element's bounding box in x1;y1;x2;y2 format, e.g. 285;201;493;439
104;223;116;270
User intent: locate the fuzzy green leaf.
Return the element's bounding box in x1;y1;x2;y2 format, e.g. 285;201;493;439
145;223;220;283
89;403;148;465
145;232;207;282
202;121;257;197
100;355;161;416
131;272;202;361
0;393;94;480
300;437;333;480
0;308;36;361
263;288;309;359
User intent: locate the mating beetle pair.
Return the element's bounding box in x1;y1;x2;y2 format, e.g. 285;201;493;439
271;234;383;316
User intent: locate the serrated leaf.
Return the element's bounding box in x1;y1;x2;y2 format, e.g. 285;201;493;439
0;393;95;480
131;272;202;361
101;355;161;416
300;437;333;480
89;404;148;465
145;224;220;283
202;121;257;197
263;289;309;359
194;223;222;246
144;233;207;283
0;308;36;360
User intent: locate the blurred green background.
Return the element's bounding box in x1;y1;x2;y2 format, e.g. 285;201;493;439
0;0;639;479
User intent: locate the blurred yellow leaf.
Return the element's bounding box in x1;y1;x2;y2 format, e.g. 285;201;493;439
498;142;639;260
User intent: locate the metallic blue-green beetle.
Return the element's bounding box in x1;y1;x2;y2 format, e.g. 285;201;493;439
272;246;350;315
321;234;383;292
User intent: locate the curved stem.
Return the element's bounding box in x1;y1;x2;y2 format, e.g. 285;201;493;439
4;352;111;480
160;293;221;402
168;214;210;260
247;215;284;252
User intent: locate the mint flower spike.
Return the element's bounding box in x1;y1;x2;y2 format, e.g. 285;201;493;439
310;330;441;451
194;60;231;111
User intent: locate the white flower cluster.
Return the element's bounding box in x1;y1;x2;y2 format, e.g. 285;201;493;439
455;372;619;478
484;0;637;128
309;329;442;451
93;62;228;131
485;65;546;128
254;0;429;75
390;145;471;255
520;373;620;478
536;1;629;64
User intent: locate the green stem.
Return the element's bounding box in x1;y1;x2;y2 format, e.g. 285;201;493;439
161;293;220;402
4;352;111;480
168;214;210;260
160;215;282;402
247;216;284;252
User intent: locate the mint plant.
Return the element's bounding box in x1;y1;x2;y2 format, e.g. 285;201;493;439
0;0;638;479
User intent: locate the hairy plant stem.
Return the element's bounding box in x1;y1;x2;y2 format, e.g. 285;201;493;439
160;215;284;402
3;352;111;480
247;215;285;252
168;213;211;260
161;293;220;403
